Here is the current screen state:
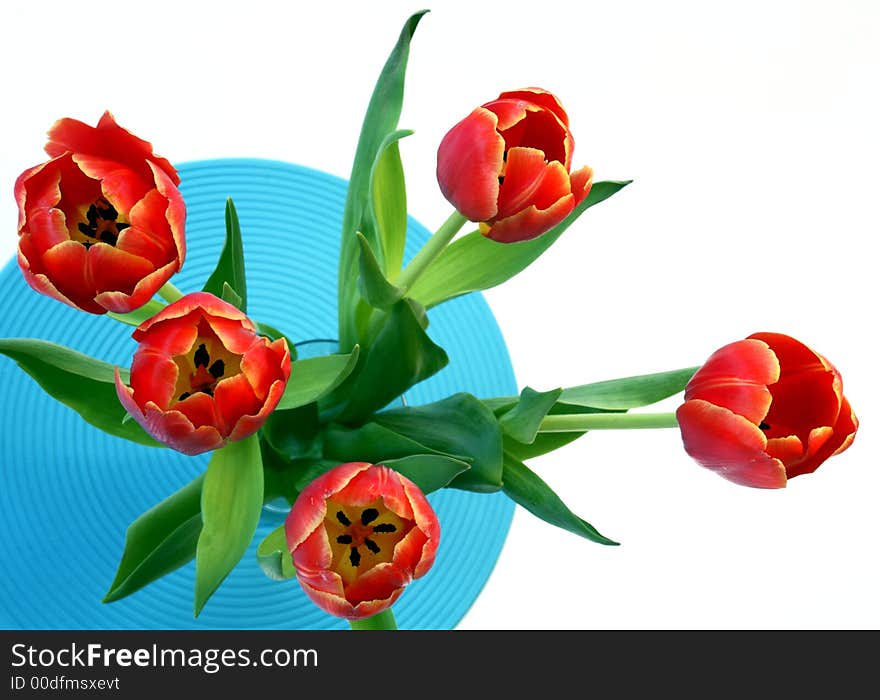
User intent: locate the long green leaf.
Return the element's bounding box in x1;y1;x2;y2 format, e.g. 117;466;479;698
323;422;467;464
371;129;412;278
333;299;448;423
256;526;297;582
559;366;699;410
275;346;360;411
103;476;203;603
0;338;160;447
194;435;263;616
338;10;429;350
503;404;610;461
107;298;165;327
374;393;504;493
381;454;470;495
409;180;632;308
203;198;247;312
502;453;618;546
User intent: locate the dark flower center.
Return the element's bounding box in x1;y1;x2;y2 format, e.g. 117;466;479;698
171;323;243;406
76;197;129;248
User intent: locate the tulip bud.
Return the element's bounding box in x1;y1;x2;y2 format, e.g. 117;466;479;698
436;87;593;243
676;333;858;488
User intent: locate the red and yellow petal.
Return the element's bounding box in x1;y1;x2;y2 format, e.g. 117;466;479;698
73;154;150;215
40;240;97;311
490;100;571;167
17;248;103;314
213;373;263;437
485;192;575;243
495;147;572;220
498;88;570;127
570;165;594;204
240;338;291;400
344;561;410;608
227;376;289;442
95;258;179;314
436;107;504;222
130;348;179;410
676;399;788;488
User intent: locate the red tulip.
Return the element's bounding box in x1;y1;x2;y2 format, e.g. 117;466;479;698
115;292;290;455
676;333;858;488
285;462;440;620
15;111;185;314
436;87;593;243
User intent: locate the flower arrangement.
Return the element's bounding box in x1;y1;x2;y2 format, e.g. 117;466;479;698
1;9;861;630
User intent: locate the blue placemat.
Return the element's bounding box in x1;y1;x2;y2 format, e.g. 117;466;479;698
0;158;517;630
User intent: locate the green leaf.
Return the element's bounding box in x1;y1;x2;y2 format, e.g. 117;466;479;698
333;300;448;423
203;198;247;312
374;393;503;493
371;129;412;278
0;338;161;448
357;232;404;309
559;366;699;410
337;10;429;350
503;404;611;461
107;298;165;327
262;401;323;460
409;180;632;308
275;346;360;411
194;435;263;616
498;386;563;444
381;454;470;494
256;526;296;582
255;321;297;360
323;422;466;464
103;475;203;603
502;453;618;546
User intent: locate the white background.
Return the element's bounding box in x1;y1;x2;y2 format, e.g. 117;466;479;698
1;0;877;629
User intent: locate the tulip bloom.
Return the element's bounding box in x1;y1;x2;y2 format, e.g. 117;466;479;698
436;87;593;243
676;332;858;488
115;292;290;455
286;462;440;620
15;111;185;314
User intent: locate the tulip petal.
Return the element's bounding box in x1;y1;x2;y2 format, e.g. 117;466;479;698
134;292;248;338
241;339;289;401
485;192;575;243
17;248;103;314
677;399;787;488
489;99;570;166
95;259;179;314
496;147;573;219
19;207;69;258
41;240;97;311
73;154;150;214
213;372;263;437
86;243;155;297
344;561;410;607
570;165;594;204
498;88;570;127
130;348;179;410
436;107;504;221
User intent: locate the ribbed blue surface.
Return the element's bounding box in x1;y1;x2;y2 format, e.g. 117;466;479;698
0;159;517;630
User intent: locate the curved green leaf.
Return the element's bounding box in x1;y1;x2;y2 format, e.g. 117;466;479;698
107;298;165;327
194;435;263;616
502;453;618;546
559;366;699;410
203;198;247;311
332;300;448;423
498;386;563;445
276;346;360;411
374;393;503;493
103;475;203;603
357;233;404;309
0;338;160;447
381;454;470;495
256;526;296;582
371;130;413;279
323;422;466;464
338;10;429;350
409;180;632;309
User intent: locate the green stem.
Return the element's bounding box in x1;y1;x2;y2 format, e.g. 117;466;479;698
156;281;185;304
348;607;398;630
395;210;468;292
539;412;679;432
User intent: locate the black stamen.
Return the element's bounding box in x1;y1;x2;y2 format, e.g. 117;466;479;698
498;176;505;185
372;523;397;533
86;205;98;224
98;202;118;220
502;150;508;162
364;538;381;554
116;222;130;232
193;343;210;368
199;386;214;397
336;534;353;545
78;222;96;237
82;241;93;249
361;508;379;526
179;392;191;401
349;547;361;567
336;510;351;527
209;359;225;379
759;422;771;431
99;231;118;245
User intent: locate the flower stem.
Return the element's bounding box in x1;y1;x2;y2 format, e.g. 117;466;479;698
538;412;679;432
348;608;398;630
157;281;185;304
395;210;468;293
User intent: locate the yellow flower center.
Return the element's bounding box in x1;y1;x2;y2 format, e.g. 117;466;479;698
323;498;413;585
73;197;129;248
171;322;242;403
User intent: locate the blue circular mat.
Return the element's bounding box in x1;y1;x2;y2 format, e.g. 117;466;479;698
0;158;517;630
